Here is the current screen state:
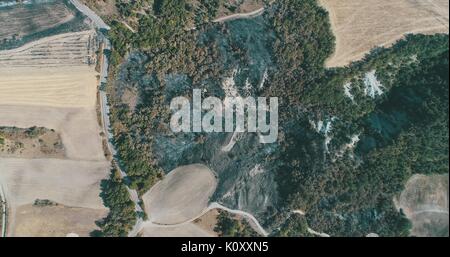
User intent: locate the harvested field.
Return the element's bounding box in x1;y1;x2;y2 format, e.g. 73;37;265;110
319;0;449;67
140;222;214;237
0;16;110;236
0;105;105;161
394;174;449;237
0;0;75;43
0;126;64;159
143;164;217;225
0;66;97;108
12;203;107;237
0;30;97;67
0;158;108;209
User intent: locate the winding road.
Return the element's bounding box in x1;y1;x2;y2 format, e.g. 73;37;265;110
71;0;272;237
212;7;266;23
138;202;269;237
212;0;276;23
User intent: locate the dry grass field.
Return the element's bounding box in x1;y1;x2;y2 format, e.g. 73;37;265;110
143;164;217;225
12;203;107;237
0;66;97;108
0;157;109;236
319;0;449;67
394;174;449;237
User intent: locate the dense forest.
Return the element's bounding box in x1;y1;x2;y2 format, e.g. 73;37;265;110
277;34;448;236
98;0;449;237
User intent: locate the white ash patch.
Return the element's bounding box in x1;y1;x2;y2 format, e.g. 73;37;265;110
363;70;384;98
343;82;354;101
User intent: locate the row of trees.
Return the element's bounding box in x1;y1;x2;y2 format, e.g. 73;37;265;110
92;166;137;237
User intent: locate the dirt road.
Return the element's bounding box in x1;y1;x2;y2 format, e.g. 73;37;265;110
213;0;275;23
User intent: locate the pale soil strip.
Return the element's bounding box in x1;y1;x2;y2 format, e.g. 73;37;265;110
213;7;266;23
307;228;331;237
141;222;214;237
412;209;449;215
121;21;136;33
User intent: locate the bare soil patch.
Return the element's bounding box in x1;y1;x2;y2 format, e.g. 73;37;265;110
143;164;217;225
0;158;109;209
12;203;107;237
394;174;449;237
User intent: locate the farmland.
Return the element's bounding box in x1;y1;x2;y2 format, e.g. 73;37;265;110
0;0;110;237
0;0;88;50
319;0;449;66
